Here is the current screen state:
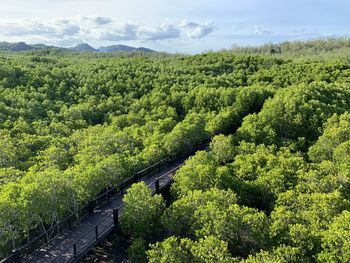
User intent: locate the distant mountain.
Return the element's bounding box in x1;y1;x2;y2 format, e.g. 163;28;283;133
0;42;62;52
0;41;35;52
0;41;156;53
31;43;52;49
136;47;155;53
99;45;154;53
0;42;14;52
99;44;135;52
11;42;35;52
70;43;98;52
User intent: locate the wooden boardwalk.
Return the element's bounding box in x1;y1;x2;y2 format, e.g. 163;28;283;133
23;159;185;263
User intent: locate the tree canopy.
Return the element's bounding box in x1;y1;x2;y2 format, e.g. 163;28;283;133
1;44;350;261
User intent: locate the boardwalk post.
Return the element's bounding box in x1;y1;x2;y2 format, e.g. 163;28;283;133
155;178;160;194
12;249;21;263
106;188;110;201
88;201;94;215
113;208;119;226
68;217;72;230
73;243;77;257
95;226;99;240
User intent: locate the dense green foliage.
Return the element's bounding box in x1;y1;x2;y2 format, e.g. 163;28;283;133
144;112;350;262
1;40;350;261
0;50;282;257
149;102;350;262
121;43;350;262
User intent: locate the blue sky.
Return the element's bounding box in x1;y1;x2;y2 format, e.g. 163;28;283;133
0;0;349;53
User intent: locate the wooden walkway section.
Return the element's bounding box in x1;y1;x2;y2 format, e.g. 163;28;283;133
23;159;185;263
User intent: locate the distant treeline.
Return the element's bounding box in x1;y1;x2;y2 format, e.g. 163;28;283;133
230;38;350;61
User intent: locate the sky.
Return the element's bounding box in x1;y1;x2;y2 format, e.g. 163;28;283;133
0;0;349;53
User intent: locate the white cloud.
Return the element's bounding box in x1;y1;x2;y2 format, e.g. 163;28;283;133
0;19;80;38
0;16;216;46
79;15;112;26
252;25;272;35
139;25;181;40
97;23;138;41
93;16;112;26
181;21;216;38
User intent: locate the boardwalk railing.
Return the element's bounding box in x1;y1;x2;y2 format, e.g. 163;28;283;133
71;165;181;262
72;214;115;259
1;136;211;263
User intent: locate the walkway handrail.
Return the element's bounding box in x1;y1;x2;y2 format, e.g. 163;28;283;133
72;163;183;261
72;214;114;259
0;155;175;263
1;135;211;263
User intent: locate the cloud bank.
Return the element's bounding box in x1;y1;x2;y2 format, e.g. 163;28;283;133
0;16;216;46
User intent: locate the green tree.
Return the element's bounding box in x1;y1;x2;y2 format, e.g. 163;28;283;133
210;134;235;164
317;211;350;263
0;130;17;168
147;236;234;263
237;83;350;149
270;190;350;258
190;236;234;263
308;112;350;162
121;182;165;238
194;203;269;257
171;151;219;197
128;238;148;263
147;236;192;263
0;168;24;185
228;142;305;210
163;112;208;156
242;245;303;263
162;188;237;236
0;183;23;254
